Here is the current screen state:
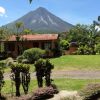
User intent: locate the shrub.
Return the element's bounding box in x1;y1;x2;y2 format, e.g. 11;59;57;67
95;43;100;54
22;48;45;63
77;45;92;55
5;57;14;67
17;55;24;63
79;83;100;100
34;59;54;87
10;63;30;96
0;67;4;97
17;55;30;64
60;40;69;50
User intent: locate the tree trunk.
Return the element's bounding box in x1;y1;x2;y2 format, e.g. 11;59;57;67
15;72;21;97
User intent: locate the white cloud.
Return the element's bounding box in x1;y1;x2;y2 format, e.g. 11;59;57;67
0;6;8;18
0;6;5;14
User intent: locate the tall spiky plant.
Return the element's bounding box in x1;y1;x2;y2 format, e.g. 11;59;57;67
29;0;32;4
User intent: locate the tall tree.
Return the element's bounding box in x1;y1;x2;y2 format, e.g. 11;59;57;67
15;22;24;55
67;24;98;54
15;22;24;35
23;29;31;35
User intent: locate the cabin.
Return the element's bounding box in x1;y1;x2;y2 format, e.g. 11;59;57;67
63;42;78;55
1;34;58;58
68;42;78;54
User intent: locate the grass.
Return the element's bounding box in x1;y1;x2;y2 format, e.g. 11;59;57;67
3;55;100;72
55;78;100;91
2;78;100;94
50;55;100;70
2;55;100;99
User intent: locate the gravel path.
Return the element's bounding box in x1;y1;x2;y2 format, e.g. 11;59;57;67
4;70;100;80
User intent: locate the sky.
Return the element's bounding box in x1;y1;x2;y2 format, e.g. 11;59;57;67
0;0;100;26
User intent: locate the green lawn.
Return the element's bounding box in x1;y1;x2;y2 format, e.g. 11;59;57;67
50;55;100;70
4;55;100;72
2;79;100;94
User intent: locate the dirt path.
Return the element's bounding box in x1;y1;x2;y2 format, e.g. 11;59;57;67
4;70;100;80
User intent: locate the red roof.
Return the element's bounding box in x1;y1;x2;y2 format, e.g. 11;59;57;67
6;34;58;41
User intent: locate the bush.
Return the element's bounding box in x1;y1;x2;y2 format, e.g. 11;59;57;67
10;63;30;96
77;45;92;55
17;55;24;63
60;40;69;50
5;57;14;67
22;48;45;63
34;59;54;87
30;85;58;100
17;55;30;64
0;67;4;97
79;83;100;100
95;43;100;54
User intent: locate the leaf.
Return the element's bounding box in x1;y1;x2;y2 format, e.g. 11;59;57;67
29;0;32;3
98;16;100;21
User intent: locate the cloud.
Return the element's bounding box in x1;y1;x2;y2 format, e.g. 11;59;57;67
0;6;7;17
0;6;5;14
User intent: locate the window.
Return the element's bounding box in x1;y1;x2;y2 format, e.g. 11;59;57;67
7;43;15;51
44;42;51;50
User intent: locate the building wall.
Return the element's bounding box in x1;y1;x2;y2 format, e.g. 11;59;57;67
4;40;57;58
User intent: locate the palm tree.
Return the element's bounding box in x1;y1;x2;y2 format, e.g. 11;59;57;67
15;22;24;41
23;29;31;35
15;22;24;55
15;22;24;35
29;0;32;3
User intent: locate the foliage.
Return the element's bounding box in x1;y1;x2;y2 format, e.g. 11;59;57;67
0;28;7;40
23;29;32;34
60;39;69;50
21;64;30;94
52;41;61;57
67;24;97;55
95;43;100;54
10;63;30;96
80;84;100;100
67;24;89;42
17;55;25;63
15;22;24;34
77;45;93;55
0;28;12;53
5;57;14;67
29;0;32;3
34;58;46;72
23;48;45;63
0;42;4;53
0;69;4;97
0;66;5;97
34;58;54;87
34;58;54;73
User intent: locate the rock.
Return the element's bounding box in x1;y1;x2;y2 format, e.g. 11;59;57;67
48;90;82;100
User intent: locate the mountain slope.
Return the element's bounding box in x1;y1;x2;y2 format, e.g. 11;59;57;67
5;7;73;33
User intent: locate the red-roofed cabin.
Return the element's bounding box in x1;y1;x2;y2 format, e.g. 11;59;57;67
3;34;58;58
